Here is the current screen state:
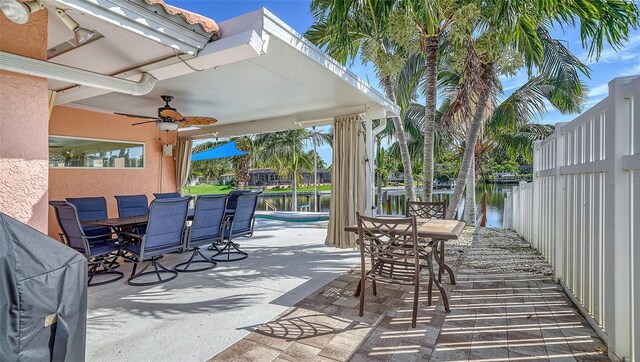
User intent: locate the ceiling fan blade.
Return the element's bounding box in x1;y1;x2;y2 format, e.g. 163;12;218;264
115;112;158;120
159;109;184;120
131;120;159;126
179;116;218;128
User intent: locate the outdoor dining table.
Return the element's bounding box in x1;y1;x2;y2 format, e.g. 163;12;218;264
82;209;197;231
344;218;465;313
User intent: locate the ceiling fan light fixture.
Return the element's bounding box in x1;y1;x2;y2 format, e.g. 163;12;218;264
157;122;179;131
1;0;43;24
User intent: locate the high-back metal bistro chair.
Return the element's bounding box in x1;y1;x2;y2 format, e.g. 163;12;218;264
405;200;447;219
174;195;227;272
121;197;190;286
356;212;425;327
225;190;252;215
50;201;123;286
153;192;181;200
211;192;260;262
115;194;149;217
115;194;149;234
406;200;454;284
66;196;111;242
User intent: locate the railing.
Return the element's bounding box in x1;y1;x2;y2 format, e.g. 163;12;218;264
504;76;640;361
264;201;277;211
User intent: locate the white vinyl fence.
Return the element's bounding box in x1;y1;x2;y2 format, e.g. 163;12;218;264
504;76;640;361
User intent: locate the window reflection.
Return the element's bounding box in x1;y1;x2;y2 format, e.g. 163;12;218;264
49;136;144;168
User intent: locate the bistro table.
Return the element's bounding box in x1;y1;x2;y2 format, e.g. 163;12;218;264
344;218;465;313
82;209;196;230
83;215;149;230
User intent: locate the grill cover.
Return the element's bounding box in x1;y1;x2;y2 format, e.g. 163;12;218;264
0;213;87;361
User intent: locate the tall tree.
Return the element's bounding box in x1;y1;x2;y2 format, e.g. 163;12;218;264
307;126;332;211
254;129;314;211
443;0;639;219
390;0;474;200
233;136;253;189
306;0;417;202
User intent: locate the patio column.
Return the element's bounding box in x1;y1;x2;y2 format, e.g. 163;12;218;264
325;113;366;248
0;11;50;232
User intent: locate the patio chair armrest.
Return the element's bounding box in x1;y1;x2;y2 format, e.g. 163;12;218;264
85;233;115;240
119;231;143;240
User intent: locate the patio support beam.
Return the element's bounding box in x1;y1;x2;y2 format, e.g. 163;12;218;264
184;105;371;139
55;29;265;105
364;112;374;216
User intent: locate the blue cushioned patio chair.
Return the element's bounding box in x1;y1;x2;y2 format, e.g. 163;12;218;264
115;194;148;234
225;190;251;215
66;196;112;242
153;192;181;199
50;201;123;286
211;192;260;262
174;195;227;272
121;197;190;286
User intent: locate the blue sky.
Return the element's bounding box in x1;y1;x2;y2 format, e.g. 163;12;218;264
183;0;640;164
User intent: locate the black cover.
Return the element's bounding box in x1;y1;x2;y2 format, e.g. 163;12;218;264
0;213;87;361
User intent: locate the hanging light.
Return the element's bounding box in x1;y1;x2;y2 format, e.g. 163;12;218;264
157;122;179;132
55;8;96;45
0;0;44;24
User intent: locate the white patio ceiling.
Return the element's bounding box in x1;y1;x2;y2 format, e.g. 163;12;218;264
53;8;398;137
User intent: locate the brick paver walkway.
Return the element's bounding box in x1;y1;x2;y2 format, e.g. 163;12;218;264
210;229;608;361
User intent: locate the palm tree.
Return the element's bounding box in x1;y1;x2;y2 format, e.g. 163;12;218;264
308;126;332;211
254;129;314;211
443;0;639;219
232;136;253;189
306;0;417;202
390;0;472;201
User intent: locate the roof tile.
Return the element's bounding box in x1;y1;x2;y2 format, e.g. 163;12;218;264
144;0;220;40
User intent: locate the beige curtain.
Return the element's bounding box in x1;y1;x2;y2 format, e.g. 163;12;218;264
175;137;193;193
325;113;366;248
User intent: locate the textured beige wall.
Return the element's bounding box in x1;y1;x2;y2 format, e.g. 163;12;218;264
0;11;50;232
48;106;178;238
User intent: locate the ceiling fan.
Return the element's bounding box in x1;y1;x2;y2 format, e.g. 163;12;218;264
115;95;218;131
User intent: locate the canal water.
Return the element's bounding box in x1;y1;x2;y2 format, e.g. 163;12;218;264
258;183;514;227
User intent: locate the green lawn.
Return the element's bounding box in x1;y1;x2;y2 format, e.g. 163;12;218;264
183;184;332;195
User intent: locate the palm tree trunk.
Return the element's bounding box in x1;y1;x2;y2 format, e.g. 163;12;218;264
292;169;298;211
376;139;383;214
422;36;438;201
463;156;476;223
381;76;416;202
313;138;318;212
446;62;494;219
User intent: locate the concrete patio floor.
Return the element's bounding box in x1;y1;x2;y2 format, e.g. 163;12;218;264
86;219;358;361
210;229;609;362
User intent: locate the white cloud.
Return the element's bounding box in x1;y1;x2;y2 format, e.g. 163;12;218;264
621;63;640;77
588;83;609;98
580;33;640;64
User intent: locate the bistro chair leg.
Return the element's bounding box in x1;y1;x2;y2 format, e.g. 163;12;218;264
211;240;248;262
128;257;178;286
174;248;217;272
412;280;420;328
87;257;124;287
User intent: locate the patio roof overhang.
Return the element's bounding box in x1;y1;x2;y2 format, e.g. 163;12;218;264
54;8;399;138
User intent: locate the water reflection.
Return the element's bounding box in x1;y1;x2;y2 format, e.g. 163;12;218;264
258;183;514;227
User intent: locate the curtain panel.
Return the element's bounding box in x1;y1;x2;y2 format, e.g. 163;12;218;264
325;113;366;249
175;137;192;193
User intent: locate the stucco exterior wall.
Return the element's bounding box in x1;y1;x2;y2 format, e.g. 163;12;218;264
48;106;178;238
0;11;50;232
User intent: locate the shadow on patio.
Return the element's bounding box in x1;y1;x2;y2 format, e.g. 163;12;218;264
210;228;609;362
